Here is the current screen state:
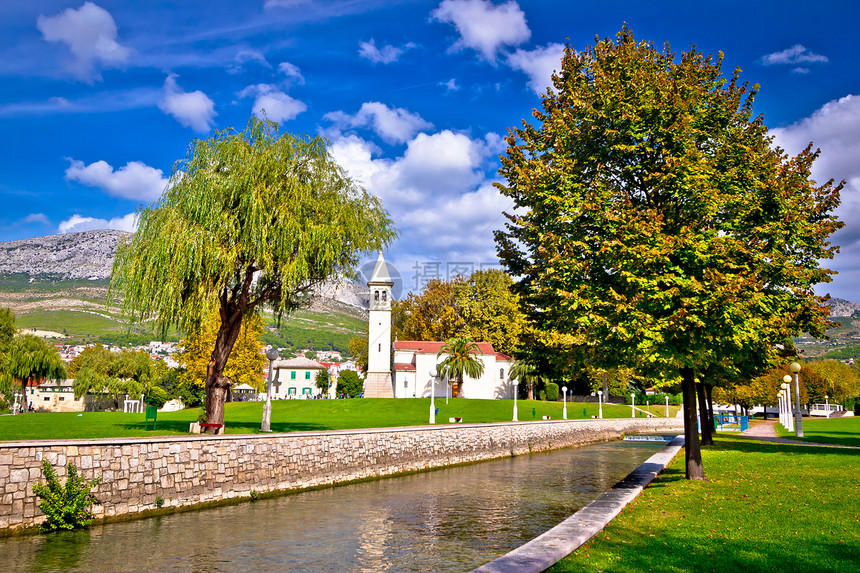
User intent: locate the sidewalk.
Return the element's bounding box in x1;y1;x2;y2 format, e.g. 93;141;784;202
739;419;859;449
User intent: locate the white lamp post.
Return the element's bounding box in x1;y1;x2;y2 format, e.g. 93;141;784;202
778;390;786;427
261;347;280;432
631;393;636;418
665;395;669;417
562;386;568;419
598;390;603;419
429;369;436;424
790;362;803;437
513;380;519;422
825;394;829;418
781;378;793;432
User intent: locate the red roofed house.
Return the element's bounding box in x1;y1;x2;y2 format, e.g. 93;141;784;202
393;340;514;400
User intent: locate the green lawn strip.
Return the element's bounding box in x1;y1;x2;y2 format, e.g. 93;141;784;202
0;399;672;441
549;435;859;573
774;416;860;448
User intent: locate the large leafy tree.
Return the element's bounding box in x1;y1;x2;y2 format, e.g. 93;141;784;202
437;337;485;398
391;270;526;355
4;334;66;410
111;117;396;428
71;346;161;409
495;29;842;479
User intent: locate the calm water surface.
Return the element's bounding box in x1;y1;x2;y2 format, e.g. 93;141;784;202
1;440;661;573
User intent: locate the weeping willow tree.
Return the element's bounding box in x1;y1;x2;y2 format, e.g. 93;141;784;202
111;117;397;428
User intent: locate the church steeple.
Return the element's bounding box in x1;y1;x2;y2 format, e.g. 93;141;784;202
364;252;394;398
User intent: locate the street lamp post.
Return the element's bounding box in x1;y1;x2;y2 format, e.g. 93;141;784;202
598;390;603;419
429;369;436;424
562;386;568;420
790;362;803;437
825;394;830;418
513;380;518;422
665;395;669;418
261;347;280;432
777;390;783;427
781;378;794;432
631;393;636;418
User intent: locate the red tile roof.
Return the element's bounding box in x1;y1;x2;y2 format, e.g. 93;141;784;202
393;340;497;355
394;362;416;371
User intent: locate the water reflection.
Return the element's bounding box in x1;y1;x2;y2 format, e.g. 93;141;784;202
1;440;660;573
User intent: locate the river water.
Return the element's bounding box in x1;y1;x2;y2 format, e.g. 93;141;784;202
1;440;662;572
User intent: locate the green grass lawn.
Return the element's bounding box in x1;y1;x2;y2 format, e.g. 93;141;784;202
550;434;859;573
775;416;860;448
0;399;670;441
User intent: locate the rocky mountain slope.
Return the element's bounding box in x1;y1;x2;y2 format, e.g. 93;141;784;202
0;230;128;280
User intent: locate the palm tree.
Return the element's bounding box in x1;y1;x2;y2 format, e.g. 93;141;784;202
509;360;540;401
437;337;484;398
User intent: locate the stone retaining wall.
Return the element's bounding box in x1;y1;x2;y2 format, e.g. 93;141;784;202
0;418;682;533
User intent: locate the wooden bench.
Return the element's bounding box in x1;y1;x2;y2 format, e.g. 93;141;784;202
199;422;225;435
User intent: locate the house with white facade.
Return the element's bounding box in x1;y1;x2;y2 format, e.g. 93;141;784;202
392;341;515;399
271;356;326;399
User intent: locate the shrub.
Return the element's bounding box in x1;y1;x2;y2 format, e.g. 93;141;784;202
32;460;102;531
336;370;364;397
539;390;546;401
545;383;559;401
145;386;169;409
155;496;164;508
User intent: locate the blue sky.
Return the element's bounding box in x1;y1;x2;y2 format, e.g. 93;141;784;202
1;1;858;300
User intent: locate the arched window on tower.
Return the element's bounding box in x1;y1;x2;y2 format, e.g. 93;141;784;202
374;290;379;302
382;291;387;302
500;368;504;380
378;343;381;352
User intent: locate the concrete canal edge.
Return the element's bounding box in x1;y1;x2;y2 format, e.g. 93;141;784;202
0;417;682;534
471;435;685;573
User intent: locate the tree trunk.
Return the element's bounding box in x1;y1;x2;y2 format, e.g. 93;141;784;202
204;304;244;431
452;379;461;398
696;382;713;446
705;383;715;433
601;371;609;397
527;380;534;401
681;367;706;480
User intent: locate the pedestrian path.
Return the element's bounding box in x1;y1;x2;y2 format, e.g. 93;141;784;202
739;419;859;449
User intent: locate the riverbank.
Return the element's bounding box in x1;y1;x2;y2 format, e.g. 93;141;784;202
547;432;860;572
1;417;683;534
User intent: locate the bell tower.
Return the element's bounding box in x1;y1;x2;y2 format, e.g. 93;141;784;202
364;252;394;398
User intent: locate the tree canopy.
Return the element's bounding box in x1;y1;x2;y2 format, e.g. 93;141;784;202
111;116;396;427
3;334;66;409
71;346;163;409
392;269;525;356
495;28;843;479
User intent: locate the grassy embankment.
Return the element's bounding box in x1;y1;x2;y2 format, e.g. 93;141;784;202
550;417;860;573
775;415;860;447
0;399;679;441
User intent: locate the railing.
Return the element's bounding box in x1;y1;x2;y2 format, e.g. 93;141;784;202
810;403;842;417
714;414;748;432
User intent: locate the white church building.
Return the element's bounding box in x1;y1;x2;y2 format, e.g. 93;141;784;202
362;253;515;399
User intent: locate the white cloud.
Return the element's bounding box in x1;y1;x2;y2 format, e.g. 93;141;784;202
762;44;828;66
58;212;137;234
22;213;50;225
238;84;307;123
771;94;860;300
158;74;217;133
507;42;564;95
65;158;168;202
278;61;305;84
324;102;432;144
431;0;530;63
330;128;510;278
37;2;131;82
440;78;460;92
358;39;416;64
228;48;271;74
